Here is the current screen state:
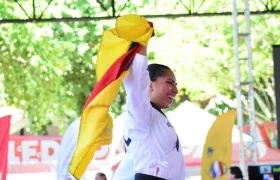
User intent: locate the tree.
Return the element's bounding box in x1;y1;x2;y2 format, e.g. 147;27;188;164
0;1;105;134
1;0;279;134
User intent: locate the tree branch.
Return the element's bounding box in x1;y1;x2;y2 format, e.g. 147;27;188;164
111;0;116;17
14;0;31;19
1;10;280;24
96;0;111;17
196;0;205;13
38;0;54;19
272;0;280;11
191;0;194;13
178;0;191;14
33;0;36;19
118;0;130;16
259;0;270;11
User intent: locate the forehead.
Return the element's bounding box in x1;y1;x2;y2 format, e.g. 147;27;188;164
160;69;177;81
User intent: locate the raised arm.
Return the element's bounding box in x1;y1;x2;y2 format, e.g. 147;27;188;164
123;47;152;129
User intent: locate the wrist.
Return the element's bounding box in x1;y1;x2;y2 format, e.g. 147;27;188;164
138;46;147;56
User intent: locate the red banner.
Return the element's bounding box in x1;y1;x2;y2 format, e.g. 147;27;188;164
9;136;61;164
7;122;280;174
8;136;61;173
8;136;111;173
0;115;11;180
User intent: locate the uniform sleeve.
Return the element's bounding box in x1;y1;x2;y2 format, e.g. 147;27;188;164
57;121;79;180
124;53;152;129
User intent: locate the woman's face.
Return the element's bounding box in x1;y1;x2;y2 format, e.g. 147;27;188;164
150;69;178;109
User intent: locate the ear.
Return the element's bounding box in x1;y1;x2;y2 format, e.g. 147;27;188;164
149;81;154;92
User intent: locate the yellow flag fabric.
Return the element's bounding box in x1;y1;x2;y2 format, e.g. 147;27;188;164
201;110;237;180
69;14;154;179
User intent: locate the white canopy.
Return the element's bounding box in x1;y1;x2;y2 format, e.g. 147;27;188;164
166;101;252;146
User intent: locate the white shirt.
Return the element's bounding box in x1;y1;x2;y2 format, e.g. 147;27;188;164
112;54;185;180
57;118;86;180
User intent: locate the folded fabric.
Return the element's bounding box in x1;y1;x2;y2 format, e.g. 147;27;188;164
69;14;154;179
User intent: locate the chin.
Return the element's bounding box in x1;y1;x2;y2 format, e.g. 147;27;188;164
162;103;172;109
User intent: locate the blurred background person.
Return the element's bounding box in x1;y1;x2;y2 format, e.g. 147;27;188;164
56;118;87;180
228;166;244;180
95;172;107;180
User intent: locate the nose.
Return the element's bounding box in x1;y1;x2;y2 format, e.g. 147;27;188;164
171;85;178;95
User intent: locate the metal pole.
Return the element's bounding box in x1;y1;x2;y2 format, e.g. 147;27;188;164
244;0;258;165
232;0;246;174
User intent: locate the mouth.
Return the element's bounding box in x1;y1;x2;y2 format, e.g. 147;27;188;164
168;95;175;102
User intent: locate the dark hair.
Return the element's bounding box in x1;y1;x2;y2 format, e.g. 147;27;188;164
147;63;171;81
96;172;107;180
230;166;243;179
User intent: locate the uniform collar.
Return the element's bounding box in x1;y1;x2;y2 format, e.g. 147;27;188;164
150;102;166;117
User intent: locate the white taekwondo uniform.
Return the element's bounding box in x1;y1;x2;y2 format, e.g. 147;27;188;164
112;54;185;180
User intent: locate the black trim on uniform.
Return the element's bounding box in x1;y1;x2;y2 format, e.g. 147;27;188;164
150;102;179;151
123;136;132;153
150;102;166;117
175;136;179;151
135;173;166;180
123;136;132;146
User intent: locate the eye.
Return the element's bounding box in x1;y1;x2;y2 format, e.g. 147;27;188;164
167;80;176;86
166;79;177;86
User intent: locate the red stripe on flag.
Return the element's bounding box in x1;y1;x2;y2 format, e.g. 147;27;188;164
83;44;141;109
0;115;11;180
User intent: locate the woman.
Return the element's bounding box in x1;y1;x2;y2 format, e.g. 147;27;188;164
112;46;185;180
228;166;244;180
95;172;107;180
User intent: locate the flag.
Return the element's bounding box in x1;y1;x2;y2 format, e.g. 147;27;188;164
69;14;154;179
201;110;236;180
0;115;11;180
